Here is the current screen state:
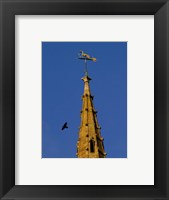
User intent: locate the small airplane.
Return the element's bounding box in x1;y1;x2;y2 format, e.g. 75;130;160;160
61;122;68;131
78;50;97;62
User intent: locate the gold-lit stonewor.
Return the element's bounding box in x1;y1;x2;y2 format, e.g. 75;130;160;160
76;51;106;158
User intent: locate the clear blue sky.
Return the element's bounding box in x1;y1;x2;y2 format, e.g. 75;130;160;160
42;42;127;158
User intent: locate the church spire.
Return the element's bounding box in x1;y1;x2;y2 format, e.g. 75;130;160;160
76;73;106;158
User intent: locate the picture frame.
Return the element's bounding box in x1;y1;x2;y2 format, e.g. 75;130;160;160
0;0;169;199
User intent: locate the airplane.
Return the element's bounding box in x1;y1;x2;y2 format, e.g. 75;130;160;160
78;50;97;62
61;122;68;131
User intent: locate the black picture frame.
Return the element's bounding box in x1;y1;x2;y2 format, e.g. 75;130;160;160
0;0;169;199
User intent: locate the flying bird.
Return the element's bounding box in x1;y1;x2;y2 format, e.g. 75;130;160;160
61;122;68;131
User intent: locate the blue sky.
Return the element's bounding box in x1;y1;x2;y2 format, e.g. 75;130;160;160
42;42;127;158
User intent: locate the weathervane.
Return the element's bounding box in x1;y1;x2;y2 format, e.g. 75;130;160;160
78;50;97;76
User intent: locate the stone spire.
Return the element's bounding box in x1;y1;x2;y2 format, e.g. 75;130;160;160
76;74;106;158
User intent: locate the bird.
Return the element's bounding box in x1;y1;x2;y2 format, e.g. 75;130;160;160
61;122;68;130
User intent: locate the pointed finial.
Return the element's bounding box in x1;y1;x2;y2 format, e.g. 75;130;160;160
81;75;92;83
